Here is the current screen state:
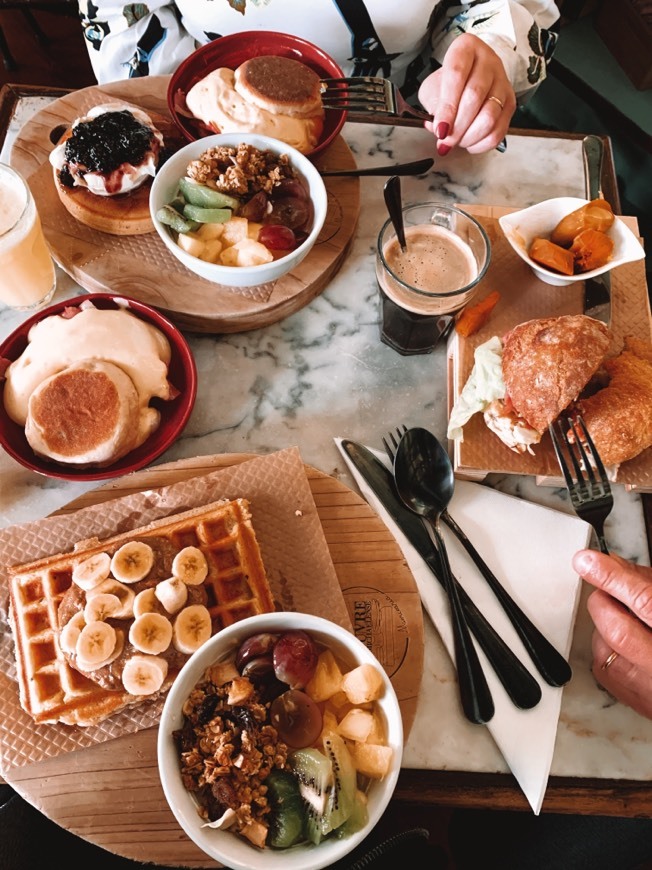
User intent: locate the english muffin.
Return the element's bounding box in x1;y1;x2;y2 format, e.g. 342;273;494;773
233;55;324;118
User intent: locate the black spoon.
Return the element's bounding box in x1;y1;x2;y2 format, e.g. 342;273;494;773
394;427;495;724
383;174;407;253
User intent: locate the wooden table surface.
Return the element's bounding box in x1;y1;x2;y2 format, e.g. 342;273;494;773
2;82;652;868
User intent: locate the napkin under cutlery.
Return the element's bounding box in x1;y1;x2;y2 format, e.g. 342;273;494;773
335;438;591;813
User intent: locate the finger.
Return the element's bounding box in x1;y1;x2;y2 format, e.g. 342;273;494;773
573;549;652;627
427;39;476;140
457;97;511;153
587;589;652;672
591;630;652;720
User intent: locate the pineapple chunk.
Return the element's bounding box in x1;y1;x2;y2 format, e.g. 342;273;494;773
198;239;223;262
318;709;339;744
220;216;249;246
337;707;374;743
325;690;350;712
351;743;393;779
366;710;386;744
196;221;224;240
247;221;263;240
220;238;273;267
177;231;205;258
305;649;343;702
341;663;384;704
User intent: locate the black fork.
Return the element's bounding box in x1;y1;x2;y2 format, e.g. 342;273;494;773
384;427;572;688
549;415;614;555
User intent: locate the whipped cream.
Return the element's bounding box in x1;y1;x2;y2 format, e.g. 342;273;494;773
185;68;321;155
49;104;164;196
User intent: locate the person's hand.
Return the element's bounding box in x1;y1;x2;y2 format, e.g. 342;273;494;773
418;33;516;156
573;549;652;720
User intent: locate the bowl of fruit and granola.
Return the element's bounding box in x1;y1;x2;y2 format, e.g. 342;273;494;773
157;611;403;870
150;132;328;289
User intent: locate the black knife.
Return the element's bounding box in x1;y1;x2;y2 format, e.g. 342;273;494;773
582;135;611;326
340;439;542;710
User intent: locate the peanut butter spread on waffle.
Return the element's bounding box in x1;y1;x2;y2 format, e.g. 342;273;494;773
8;499;275;727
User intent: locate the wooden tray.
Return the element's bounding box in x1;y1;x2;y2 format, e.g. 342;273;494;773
447;204;652;492
2;453;424;867
10;77;360;334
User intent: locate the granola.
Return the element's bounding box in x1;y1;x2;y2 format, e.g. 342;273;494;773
173;665;289;849
186;143;295;196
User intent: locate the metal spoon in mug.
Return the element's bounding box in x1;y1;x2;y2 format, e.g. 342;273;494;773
320;157;434;177
393;427;495;724
383;175;407;253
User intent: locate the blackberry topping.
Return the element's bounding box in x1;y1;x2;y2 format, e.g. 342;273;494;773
64;110;154;173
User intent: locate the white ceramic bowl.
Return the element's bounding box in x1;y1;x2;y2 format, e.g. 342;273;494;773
498;196;645;286
150;133;328;288
157;611;403;870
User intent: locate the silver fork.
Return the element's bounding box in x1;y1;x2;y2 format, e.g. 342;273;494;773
320;76;507;152
384;426;571;687
548;415;613;554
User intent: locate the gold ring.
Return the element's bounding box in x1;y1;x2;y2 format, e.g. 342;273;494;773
487;95;504;110
601;651;619;670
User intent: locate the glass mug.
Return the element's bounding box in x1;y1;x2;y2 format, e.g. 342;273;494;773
375;202;491;355
0;163;56;311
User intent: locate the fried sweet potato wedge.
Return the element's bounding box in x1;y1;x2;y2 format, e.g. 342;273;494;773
455;290;501;337
570;228;614;272
529;237;574;275
550;198;614;247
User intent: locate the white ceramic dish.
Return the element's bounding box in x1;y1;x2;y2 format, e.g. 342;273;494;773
157;611;403;870
498;196;645;286
150;133;328;288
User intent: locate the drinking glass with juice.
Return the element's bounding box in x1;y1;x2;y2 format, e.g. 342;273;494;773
0;163;56;311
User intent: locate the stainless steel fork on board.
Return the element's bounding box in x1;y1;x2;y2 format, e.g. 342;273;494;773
548;415;614;554
320;76;507;152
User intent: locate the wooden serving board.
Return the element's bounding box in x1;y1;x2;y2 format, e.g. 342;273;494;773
4;454;423;868
447;204;652;492
10;77;360;334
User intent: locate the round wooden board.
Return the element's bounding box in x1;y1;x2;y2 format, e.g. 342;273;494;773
5;454;423;868
10;77;360;334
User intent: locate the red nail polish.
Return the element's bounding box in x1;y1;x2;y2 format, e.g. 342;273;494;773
437;143;451;157
436;122;450;139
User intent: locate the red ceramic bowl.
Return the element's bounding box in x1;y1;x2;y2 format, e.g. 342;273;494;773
0;293;197;482
167;31;346;159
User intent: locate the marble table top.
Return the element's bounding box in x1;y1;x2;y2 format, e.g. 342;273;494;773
2;97;651;791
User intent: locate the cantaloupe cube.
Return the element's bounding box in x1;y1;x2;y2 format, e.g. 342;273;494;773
198;239;223;262
305;649;343;702
197;221;224;240
220;216;249;246
341;664;384;704
351;742;393;779
337;707;374;742
177;232;204;258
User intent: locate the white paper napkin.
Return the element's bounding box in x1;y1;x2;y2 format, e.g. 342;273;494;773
335;438;591;814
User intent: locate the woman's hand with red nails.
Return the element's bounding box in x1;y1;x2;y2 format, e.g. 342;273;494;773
573;549;652;720
418;33;516;155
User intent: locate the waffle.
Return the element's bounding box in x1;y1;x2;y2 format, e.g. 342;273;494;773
8;498;275;727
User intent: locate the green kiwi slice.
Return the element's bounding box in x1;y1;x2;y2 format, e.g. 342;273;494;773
265;769;305;849
178;177;240;210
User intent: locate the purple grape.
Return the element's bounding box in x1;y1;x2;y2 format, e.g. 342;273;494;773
235;632;279;673
272;630;319;688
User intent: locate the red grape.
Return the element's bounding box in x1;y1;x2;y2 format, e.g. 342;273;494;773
265;197;310;231
235;633;279;672
274;178;308;200
238;190;268;222
270;689;323;747
273;630;319;688
258;224;297;251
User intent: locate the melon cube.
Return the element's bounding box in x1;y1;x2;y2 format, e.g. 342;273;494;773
196;221;224;240
366;710;386;744
341;663;384;704
351;742;393;779
198;239;223;262
177;232;204;258
305;649;343;702
220;216;249;246
337;707;374;743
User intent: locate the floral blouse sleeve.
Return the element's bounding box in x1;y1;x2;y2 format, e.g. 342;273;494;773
430;0;560;100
